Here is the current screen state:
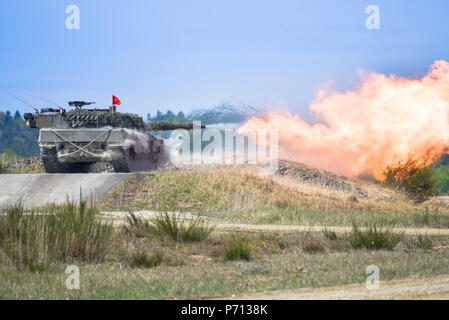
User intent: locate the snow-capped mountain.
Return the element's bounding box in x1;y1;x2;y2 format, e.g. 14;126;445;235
187;103;260;125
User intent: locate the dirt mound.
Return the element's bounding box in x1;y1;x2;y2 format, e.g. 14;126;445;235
277;160;368;198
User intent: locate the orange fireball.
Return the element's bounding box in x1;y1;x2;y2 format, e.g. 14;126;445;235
241;61;449;179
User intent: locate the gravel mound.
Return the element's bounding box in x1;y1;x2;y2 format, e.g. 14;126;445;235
277;160;368;198
1;157;115;173
1;157;43;172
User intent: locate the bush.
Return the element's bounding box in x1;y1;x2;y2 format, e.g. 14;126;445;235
384;157;437;202
0;204;53;271
152;212;214;242
0;150;21;174
347;222;403;250
129;250;164;268
434;166;449;194
49;199;114;261
122;212;152;238
406;235;433;251
0;199;113;271
302;239;325;253
224;237;251;261
323;228;338;241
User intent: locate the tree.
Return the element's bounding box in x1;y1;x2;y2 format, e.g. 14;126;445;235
155;110;163;120
0;110;39;157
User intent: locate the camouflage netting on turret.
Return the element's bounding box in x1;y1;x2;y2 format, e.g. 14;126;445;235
147;120;205;131
65;110;147;129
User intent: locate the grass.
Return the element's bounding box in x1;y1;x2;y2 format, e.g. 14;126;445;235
0;151;21;173
0;150;21;164
0;151;43;174
151;212;214;242
1;229;449;299
121;212;152;238
323;228;338;241
99;169;449;229
129;250;164;268
1;198;449;299
0;199;113;271
414;235;434;250
347;222;403;250
405;234;434;251
224;236;252;261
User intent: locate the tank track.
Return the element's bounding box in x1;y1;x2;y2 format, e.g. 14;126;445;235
41;147;93;173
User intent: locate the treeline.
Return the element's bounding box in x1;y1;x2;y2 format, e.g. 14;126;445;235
147;110;187;124
0;111;40;157
147;103;256;125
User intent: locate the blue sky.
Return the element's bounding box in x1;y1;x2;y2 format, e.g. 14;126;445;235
1;0;448;117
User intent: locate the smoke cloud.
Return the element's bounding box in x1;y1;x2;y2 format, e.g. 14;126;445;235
241;60;449;179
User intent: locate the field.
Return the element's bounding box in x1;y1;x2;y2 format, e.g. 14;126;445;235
2;163;449;299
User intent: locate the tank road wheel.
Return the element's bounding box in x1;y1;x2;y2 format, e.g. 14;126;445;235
40;147;93;173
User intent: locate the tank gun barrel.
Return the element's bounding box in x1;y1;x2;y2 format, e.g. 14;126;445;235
147;120;205;131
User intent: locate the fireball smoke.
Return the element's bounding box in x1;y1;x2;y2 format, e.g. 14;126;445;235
123;129;151;154
241;60;449;179
123;129;169;170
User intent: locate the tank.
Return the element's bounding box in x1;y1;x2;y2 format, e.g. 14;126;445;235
23;101;202;173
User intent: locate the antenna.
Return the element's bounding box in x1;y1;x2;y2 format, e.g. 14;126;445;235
26;93;60;107
3;90;38;112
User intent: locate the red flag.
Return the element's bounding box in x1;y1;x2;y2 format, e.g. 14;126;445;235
58;106;64;114
112;95;121;106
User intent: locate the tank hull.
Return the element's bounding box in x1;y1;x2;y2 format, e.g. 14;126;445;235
39;128;166;173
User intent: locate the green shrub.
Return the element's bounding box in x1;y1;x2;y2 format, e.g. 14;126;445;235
0;199;113;271
413;207;449;228
0;150;21;164
224;237;251;261
407;234;434;251
384;157;437;202
51;199;113;261
152;212;214;242
434;166;449;194
347;222;403;250
0;204;54;271
0;150;21;174
122;212;152;238
129;250;164;268
179;217;214;242
302;239;325;253
323;228;338;241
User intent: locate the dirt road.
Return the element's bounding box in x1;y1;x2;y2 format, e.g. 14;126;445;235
215;223;449;236
104;211;449;236
221;275;449;300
